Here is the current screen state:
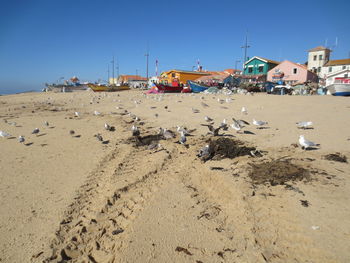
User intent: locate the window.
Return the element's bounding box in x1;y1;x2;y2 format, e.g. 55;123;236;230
312;67;316;73
319;54;323;60
313;55;317;61
345;74;348;78
329;67;332;73
171;73;176;77
343;66;346;70
293;68;297;74
318;67;321;73
248;67;253;73
258;66;264;73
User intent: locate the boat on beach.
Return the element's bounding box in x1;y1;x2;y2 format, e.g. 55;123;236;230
44;76;88;92
87;83;130;92
154;83;183;93
187;80;210;93
326;83;350;96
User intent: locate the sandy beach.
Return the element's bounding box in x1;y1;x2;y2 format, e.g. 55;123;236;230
0;90;349;262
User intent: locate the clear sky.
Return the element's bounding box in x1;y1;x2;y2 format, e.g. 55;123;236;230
0;0;349;94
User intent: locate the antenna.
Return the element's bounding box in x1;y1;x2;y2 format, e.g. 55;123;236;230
145;44;149;81
111;56;115;84
325;38;328;48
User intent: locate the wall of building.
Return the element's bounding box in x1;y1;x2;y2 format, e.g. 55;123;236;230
243;58;277;75
162;71;209;85
321;64;350;79
267;61;312;84
307;50;330;75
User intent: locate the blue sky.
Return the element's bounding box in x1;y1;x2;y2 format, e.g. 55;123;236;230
0;0;349;94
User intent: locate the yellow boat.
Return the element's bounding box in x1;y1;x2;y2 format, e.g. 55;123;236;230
87;83;130;92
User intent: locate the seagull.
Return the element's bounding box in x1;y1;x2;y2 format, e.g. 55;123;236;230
201;102;209;108
192;108;200;113
74;112;80;117
69;130;75;135
32;128;40;134
204;116;214;123
232;118;250;127
299;135;318;150
225;98;232;103
220;119;229;130
241;107;248;115
44;121;49;127
18;135;25;143
197;144;211;160
95;133;103;141
231;121;242;132
296;121;313;129
201;124;222;136
217;98;225;104
0;130;11;138
160;128;176;139
104;123;111;131
94;110;101;116
253;119;268;128
179;131;186;144
132;125;140;136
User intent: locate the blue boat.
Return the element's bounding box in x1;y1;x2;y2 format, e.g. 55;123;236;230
187;81;210;93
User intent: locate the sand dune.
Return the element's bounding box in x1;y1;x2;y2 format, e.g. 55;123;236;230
0;90;349;262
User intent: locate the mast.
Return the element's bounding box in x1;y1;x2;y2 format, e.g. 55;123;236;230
145;45;149;82
112;56;115;84
116;58;119;83
107;64;110;84
241;32;250;75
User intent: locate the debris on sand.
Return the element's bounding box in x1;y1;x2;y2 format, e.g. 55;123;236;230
198;137;258;162
128;134;164;147
175;246;193;256
324;153;347;163
249;159;310;186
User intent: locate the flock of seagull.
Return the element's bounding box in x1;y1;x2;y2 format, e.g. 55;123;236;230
0;92;319;151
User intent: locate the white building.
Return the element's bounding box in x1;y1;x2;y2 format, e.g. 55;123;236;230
321;59;350;80
307;46;331;76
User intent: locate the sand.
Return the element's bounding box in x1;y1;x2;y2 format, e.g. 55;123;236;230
0;90;349;262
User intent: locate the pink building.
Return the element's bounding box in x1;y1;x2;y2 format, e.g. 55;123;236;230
267;60;318;84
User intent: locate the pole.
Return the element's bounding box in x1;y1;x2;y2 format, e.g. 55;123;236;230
107;64;110;84
235;60;241;71
112;56;115;85
116;58;119;84
241;32;250;75
145;51;149;81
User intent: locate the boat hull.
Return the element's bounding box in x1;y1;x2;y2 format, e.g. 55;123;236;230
187;81;209;93
327;83;350;96
88;84;130;92
45;84;88;92
154;84;183;93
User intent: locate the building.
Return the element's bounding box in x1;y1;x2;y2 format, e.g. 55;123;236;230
195;71;237;86
321;58;350;80
267;60;318;85
223;69;242;75
159;70;210;86
307;46;331;75
243;56;279;82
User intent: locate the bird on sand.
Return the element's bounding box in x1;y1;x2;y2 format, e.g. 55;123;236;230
74;112;80;117
32;128;40;134
69;130;75;135
197;144;211;160
18;136;25;143
95;133;103;141
44;121;49;127
253;119;268;128
201;124;222;136
132;125;140;136
241;107;248;115
104;123;111;131
94;110;101;116
0;130;11;138
159;128;176;139
299;135;319;150
231;121;242;132
192;108;200;113
296;121;313;129
204;116;214;123
179;131;187;144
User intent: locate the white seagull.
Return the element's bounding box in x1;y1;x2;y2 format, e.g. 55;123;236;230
241;107;248;115
18;136;25;143
74;111;80;117
296;121;313;129
299;135;318;150
253;119;268;128
179;131;186;144
0;130;11;138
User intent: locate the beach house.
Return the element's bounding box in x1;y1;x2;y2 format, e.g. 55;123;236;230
242;56;279;82
307;46;331;76
159;70;209;86
267;60;318;85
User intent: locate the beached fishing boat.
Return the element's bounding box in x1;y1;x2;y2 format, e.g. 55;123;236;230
87;83;130;92
326;83;350;96
154;83;183;93
44;76;88;92
187;81;210;93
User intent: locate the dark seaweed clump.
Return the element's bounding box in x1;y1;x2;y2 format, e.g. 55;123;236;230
249;159;310;186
